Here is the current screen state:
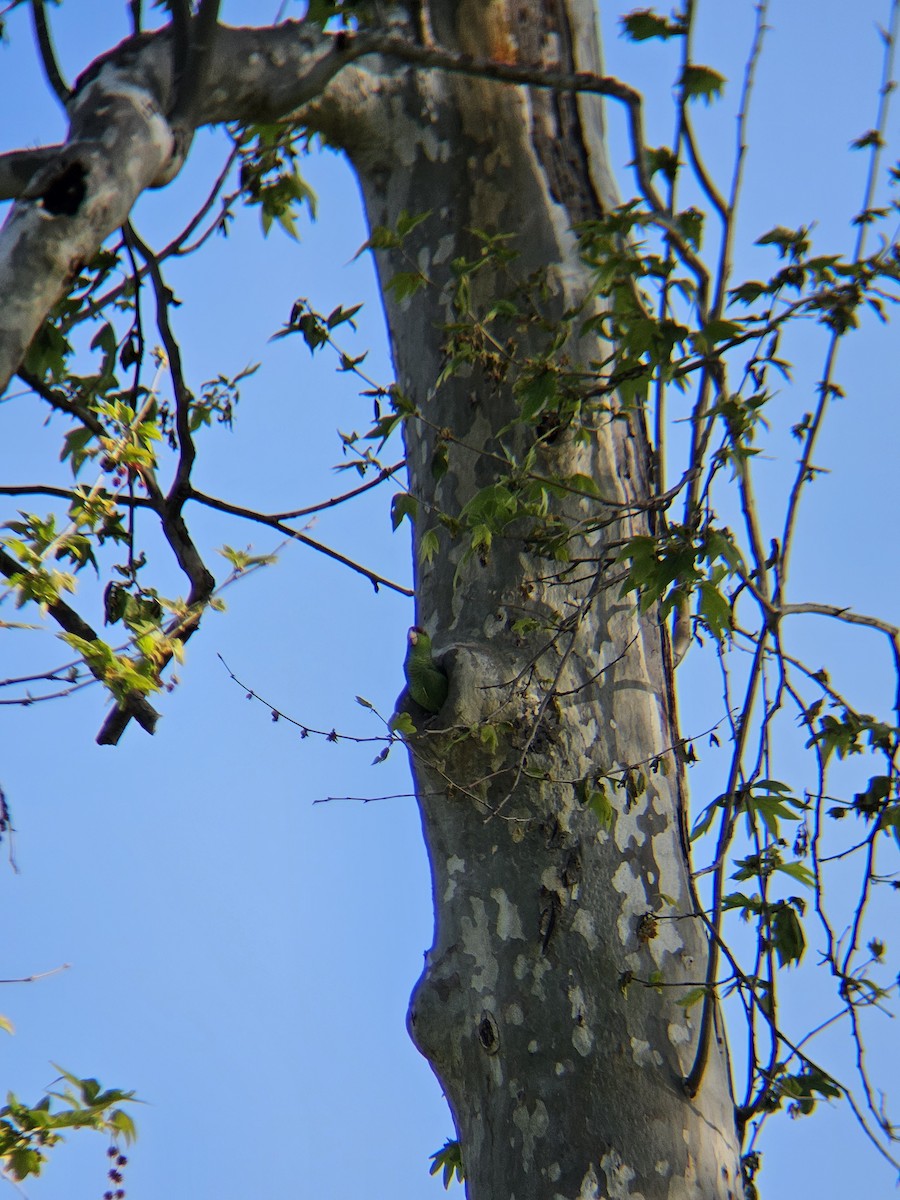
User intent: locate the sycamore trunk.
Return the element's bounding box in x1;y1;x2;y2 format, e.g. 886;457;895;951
320;2;746;1196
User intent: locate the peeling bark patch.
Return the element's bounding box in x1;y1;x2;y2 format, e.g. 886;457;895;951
577;1162;600;1199
629;1037;663;1069
491;886;525;940
600;1149;645;1200
571;907;598;949
514;952;551;998
38;162;87;216
611;860;649;947
612;798;645;854
568;985;593;1057
444;854;465;900
667;1020;692;1048
572;1024;593;1058
462;897;499;991
512;1097;549;1167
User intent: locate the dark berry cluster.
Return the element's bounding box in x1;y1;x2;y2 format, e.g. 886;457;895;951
103;1145;128;1200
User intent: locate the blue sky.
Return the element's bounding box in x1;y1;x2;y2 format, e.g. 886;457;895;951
1;2;898;1197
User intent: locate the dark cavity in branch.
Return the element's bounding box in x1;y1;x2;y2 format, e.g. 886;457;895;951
38;161;87;217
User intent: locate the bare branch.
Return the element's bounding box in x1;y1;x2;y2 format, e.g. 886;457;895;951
189;486;413;596
270;459;405;520
30;0;70;105
16;368;106;439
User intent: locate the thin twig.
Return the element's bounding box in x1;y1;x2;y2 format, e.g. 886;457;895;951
30;0;70;105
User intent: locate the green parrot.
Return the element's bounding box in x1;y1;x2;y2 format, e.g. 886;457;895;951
404;626;449;714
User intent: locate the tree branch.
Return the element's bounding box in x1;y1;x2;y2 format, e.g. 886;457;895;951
0;147;63;203
171;0;222;129
30;0;70;105
0;546;160;735
16;368;107;439
188;486;413;596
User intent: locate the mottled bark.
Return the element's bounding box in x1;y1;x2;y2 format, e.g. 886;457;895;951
326;4;744;1196
0;4;744;1196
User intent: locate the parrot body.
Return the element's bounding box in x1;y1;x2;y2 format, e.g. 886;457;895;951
404;626;448;714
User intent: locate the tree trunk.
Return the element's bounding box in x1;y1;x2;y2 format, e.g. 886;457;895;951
0;3;746;1195
323;3;745;1196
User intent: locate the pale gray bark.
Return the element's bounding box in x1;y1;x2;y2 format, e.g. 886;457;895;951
329;6;744;1196
0;6;745;1197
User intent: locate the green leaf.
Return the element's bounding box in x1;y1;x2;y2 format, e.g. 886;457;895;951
563;473;601;498
675;206;704;249
691;795;725;840
390;492;418;531
60;426;96;478
620;9;683;40
756;225;810;261
515;367;558;420
729;280;772;305
108;1108;137;1143
419;528;440;565
774;859;815;888
478;724;499;754
386;271;427;302
326;303;363;330
697;580;732;641
389;712;418;736
429;1138;465;1188
431;441;449;481
645;145;679;181
578;778;614;831
771;901;805;968
676;986;708;1010
680;65;726;104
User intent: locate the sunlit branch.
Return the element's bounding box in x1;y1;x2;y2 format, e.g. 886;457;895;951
681;113;727;221
0;546;160;735
271;459;405;520
712;0;769;320
780;602;900;640
0;963;70;984
189;486;413;597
